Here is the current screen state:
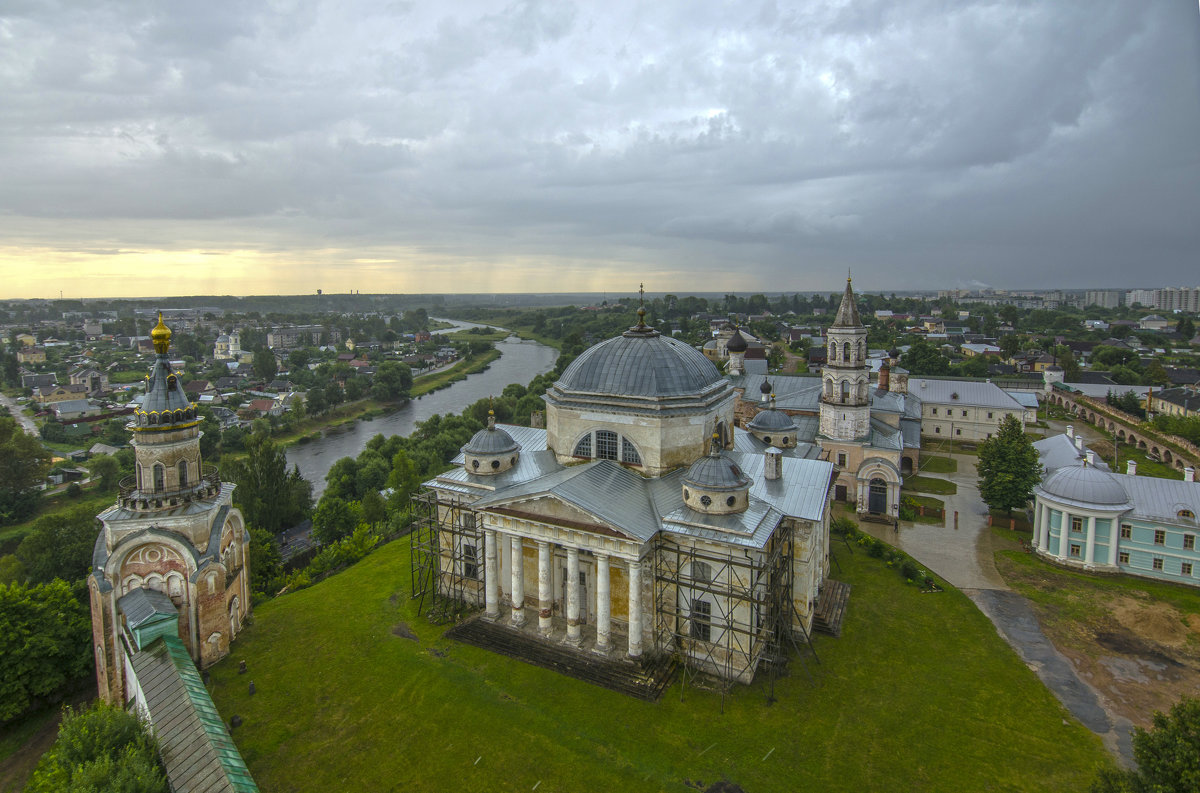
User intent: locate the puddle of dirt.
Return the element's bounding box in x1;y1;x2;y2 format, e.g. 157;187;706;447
1108;596;1189;647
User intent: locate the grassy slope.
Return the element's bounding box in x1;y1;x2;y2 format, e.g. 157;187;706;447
210;541;1109;793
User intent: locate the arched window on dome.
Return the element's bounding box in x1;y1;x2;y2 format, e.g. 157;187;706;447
573;433;592;457
178;459;188;488
621;437;642;465
153;463;165;493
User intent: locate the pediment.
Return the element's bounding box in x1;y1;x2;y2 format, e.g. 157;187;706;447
482;494;635;540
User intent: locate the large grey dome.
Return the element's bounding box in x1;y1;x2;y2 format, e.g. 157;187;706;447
556;331;724;398
463;424;519;455
1041;465;1129;506
748;408;797;433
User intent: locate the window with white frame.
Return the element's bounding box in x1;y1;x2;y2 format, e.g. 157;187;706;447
1153;557;1164;571
1154;530;1166;546
1184;534;1195;550
1119;551;1130;564
1120;524;1132;539
1183;562;1194;576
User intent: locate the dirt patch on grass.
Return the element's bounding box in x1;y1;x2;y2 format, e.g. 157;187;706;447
996;554;1200;728
391;622;418;641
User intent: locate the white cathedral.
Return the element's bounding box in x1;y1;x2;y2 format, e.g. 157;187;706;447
415;302;839;685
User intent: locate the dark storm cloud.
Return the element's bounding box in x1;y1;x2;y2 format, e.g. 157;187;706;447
0;0;1197;292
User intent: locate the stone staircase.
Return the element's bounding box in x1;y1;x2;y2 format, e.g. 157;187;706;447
445;617;677;701
813;579;851;637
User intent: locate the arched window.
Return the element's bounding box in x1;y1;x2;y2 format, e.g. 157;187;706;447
149;413;157;425
840;381;850;403
824;378;833;399
843;342;850;362
621;437;641;465
1180;509;1196;519
859;341;865;360
595;430;618;460
829;342;836;361
178;459;188;488
573;434;592;457
136;463;143;491
153;464;165;492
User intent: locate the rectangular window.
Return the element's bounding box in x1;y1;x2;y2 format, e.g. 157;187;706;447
1183;562;1194;576
962;410;968;417
1119;551;1130;565
1071;516;1083;534
932;407;938;415
690;599;712;642
935;427;941;434
462;544;478;580
1154;530;1166;546
595;430;619;460
955;428;962;436
1153;557;1164;571
1120;524;1132;539
1185;534;1195;550
987;412;993;419
1070;543;1081;558
837;452;847;467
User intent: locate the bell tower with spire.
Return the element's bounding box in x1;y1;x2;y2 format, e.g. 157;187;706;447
819;277;870;441
88;313;251;704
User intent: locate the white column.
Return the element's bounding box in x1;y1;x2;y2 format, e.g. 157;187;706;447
627;559;643;659
1032;503;1043;549
594;554;611;654
484;529;500;620
1039;503;1050;550
537;541;552;636
1109;518;1121;566
510;536;526;627
1059;512;1071;560
566;547;581;645
1085;515;1096;566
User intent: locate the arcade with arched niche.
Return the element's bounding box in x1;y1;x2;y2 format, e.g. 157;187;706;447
856;458;902;519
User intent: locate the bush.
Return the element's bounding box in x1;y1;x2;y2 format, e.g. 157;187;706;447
27;702;167;793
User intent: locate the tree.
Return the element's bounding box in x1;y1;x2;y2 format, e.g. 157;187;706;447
26;701;167;793
225;432;313;533
312;496;359;545
1092;697;1200;793
359;489;386;527
15;505;99;584
252;348;278;382
0;580;92;721
998;334;1023;359
900;340;951;376
1177;316;1195;341
977;415;1042;516
0;418;53;524
88;454;120;491
248;527;282;595
371;361;412;401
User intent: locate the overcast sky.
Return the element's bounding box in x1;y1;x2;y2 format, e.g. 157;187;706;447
2;1;1198;298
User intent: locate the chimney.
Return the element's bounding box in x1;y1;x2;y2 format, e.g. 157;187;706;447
1126;459;1137;476
1066;425;1074;439
1075;436;1084;451
764;448;782;481
878;361;890;392
1085;450;1095;467
1186;467;1195;483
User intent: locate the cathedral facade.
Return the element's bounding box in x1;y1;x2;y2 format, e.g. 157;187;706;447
89;315;251;704
415;307;837;684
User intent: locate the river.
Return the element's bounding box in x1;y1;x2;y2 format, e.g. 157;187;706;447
285;320;557;497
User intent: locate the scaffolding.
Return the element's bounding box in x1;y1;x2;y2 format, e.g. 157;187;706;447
410;489;486;624
653;522;819;706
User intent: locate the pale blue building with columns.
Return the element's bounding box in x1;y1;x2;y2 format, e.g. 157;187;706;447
1031;434;1199;587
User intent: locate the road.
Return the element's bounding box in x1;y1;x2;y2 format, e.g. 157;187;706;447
860;450;1135;765
0;392;39;435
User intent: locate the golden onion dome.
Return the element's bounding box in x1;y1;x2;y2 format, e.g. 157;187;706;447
151;312;172;355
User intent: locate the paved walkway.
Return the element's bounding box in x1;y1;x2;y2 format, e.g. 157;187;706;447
862;452;1135;765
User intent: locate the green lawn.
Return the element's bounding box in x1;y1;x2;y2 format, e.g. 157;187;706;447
917;455;958;474
410;350;503;398
904;494;946;525
209;540;1110;792
902;474;958;495
0;489;116;552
